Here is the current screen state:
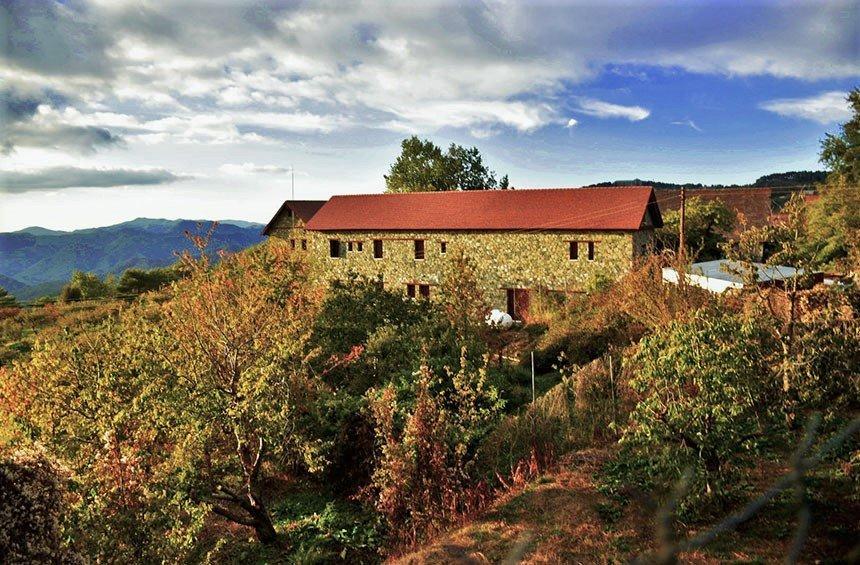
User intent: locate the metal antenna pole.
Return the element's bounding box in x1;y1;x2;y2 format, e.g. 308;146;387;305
531;351;536;404
679;185;687;260
291;166;295;200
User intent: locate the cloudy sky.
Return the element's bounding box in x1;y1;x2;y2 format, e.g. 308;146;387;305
1;0;858;231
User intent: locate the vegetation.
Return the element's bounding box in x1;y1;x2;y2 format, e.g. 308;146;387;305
384;136;510;193
0;287;17;307
655;196;735;260
0;99;858;563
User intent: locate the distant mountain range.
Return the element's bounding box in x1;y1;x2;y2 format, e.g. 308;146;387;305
0;218;265;302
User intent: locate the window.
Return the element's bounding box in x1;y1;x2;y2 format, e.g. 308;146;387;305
329;239;342;258
569;241;578;260
587;241;595;261
373;239;383;259
357;242;363;252
414;239;425;260
290;239;296;250
406;284;416;298
301;239;307;250
419;284;430;299
347;241;353;252
440;241;447;255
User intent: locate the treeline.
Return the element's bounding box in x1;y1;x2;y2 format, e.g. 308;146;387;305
588;170;827;191
48;265;183;304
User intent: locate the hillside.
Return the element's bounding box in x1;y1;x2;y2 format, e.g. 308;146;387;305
0;218;264;302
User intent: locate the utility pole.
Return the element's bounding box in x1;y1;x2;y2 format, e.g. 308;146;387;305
679;185;687;260
291;166;295;200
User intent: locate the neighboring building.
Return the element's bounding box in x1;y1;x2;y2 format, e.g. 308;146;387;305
662;259;804;294
654;187;774;233
264;187;661;319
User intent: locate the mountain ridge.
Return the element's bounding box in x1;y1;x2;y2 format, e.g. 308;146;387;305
0;218;265;302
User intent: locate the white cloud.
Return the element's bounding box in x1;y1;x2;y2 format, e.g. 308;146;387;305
219;163;291;175
576;99;650;122
760;91;852;124
566;118;579;128
671;119;702;132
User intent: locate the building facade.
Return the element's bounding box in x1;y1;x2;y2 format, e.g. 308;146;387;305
264;187;661;318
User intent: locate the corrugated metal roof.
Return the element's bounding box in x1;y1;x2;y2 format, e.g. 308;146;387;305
305;187;661;232
689;259;802;283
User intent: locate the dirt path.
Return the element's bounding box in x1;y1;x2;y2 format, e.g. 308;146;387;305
393;448;645;564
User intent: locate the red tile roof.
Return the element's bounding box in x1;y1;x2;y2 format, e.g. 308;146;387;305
654;187;773;229
262;200;327;235
305;187;661;232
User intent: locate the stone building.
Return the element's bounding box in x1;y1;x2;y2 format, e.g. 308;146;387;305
263;187;662;318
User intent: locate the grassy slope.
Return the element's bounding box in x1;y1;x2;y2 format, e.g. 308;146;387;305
395;448;858;564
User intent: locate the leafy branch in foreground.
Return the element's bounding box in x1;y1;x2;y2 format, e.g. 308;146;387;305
635;414;860;564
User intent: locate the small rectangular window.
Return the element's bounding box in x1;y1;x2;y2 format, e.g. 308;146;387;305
419;284;430;298
440;241;447;254
347;241;353;252
290;239;296;249
588;241;595;261
373;239;383;259
357;242;363;252
301;239;307;250
414;239;425;260
569;241;578;260
406;284;416;298
329;239;341;258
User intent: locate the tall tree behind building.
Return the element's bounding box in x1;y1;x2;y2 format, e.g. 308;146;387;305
385;136;509;193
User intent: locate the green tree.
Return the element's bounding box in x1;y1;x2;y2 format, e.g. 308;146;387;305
618;308;782;510
309;273;427;392
384;136;509;193
116;266;181;295
655;197;735;260
0;287;17;307
820;88;860;184
60;271;114;302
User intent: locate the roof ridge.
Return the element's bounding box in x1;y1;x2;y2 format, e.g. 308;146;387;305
328;186;653;199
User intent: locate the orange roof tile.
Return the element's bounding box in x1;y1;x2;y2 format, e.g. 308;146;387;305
306;187;661;232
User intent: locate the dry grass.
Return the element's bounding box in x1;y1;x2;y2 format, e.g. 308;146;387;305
394;445;858;564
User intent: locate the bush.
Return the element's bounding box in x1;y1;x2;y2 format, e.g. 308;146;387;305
0;449;80;564
367;357;502;545
310;274;427;392
615;308;784;514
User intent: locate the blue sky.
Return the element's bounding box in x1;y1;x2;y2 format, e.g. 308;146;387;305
1;0;858;230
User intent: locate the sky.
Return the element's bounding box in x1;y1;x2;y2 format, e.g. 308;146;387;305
0;0;858;231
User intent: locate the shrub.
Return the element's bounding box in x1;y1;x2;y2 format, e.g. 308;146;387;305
615;308;784;514
367;357;502;545
310;274;427;392
0;449;80;564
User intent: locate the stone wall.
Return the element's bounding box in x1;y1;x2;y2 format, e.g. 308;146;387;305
271;227;651;310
